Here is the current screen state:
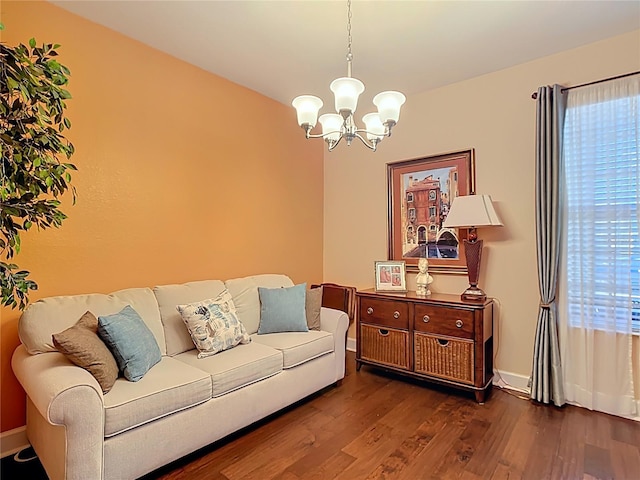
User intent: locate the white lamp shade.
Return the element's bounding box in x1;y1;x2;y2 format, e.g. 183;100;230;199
362;113;385;140
373;91;406;125
442;194;503;228
292;95;323;127
319;113;343;142
330;77;365;114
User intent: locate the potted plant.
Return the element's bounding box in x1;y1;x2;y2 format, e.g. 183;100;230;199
1;28;77;309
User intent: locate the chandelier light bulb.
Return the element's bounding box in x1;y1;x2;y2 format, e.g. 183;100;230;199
373;91;406;125
362;113;385;140
292;95;323;128
330;77;365;115
318;113;343;142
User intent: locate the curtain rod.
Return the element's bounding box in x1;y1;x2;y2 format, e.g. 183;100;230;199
530;70;640;99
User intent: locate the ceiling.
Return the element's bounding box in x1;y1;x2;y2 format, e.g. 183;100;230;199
51;0;640;110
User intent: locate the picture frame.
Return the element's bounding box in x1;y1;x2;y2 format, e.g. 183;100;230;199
387;149;476;274
374;260;407;292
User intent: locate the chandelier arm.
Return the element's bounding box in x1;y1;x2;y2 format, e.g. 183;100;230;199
327;134;344;152
305;131;336;139
306;129;344;140
353;127;391;139
353;133;377;151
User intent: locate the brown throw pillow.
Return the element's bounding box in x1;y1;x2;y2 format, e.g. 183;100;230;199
52;311;119;394
305;286;323;331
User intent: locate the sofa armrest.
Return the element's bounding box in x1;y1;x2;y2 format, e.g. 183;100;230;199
12;344;104;422
320;307;349;380
12;344;105;479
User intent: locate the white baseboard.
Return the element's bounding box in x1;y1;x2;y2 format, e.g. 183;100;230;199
0;426;29;458
493;369;530;394
346;336;356;352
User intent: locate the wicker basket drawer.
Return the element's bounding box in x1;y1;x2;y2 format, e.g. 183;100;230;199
414;333;474;384
360;324;409;370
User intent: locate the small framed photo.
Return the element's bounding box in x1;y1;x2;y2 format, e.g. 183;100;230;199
375;260;407;292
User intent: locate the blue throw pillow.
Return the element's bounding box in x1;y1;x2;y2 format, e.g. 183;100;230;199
98;305;162;382
258;283;309;334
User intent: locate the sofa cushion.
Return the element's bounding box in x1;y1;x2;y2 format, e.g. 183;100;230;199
258;284;308;334
153;280;226;356
177;290;250;358
251;330;334;368
175;342;282;397
104;356;211;437
305;286;323;331
52;311;119;394
225;274;294;335
19;287;166;355
98;306;162;382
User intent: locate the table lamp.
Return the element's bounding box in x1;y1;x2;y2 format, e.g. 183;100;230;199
442;194;503;302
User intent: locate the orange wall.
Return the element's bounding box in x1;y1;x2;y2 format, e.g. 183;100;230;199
0;1;323;432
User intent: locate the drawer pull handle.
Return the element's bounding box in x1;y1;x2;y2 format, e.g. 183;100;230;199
378;329;389;336
393;311;400;319
367;307;373;315
455;320;463;328
437;338;450;347
423;315;430;323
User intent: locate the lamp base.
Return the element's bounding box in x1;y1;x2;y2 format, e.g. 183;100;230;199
461;285;487;303
462;236;486;302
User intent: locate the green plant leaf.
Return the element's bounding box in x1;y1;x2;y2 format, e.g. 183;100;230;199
1;37;76;309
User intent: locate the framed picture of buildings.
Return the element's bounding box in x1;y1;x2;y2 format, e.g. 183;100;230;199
387;149;476;274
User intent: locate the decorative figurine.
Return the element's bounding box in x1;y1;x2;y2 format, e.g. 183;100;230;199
415;257;433;296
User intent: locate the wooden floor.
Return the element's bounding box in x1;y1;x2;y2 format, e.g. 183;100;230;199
146;352;640;480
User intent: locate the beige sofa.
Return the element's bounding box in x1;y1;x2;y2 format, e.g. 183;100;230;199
12;274;349;480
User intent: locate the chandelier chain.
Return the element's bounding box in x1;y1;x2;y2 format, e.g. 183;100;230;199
346;0;353;65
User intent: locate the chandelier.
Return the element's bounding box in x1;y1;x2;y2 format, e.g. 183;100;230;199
291;0;406;152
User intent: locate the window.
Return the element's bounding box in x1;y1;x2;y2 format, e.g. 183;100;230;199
408;208;416;222
429;190;436;201
429;206;436;217
563;78;639;334
407;192;414;202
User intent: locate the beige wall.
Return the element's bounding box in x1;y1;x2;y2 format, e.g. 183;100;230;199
324;30;640;380
0;1;323;432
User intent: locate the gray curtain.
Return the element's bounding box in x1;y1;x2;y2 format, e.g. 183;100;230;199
530;85;566;406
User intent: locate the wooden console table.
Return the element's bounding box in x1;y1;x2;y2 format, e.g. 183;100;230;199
355;289;494;403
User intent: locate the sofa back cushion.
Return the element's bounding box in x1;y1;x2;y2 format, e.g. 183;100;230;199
19;287;165;355
225;274;294;334
153;280;226;356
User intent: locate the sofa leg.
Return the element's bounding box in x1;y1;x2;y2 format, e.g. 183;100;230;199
335;379;343;387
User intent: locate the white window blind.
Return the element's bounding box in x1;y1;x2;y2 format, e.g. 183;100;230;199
563;76;640;334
